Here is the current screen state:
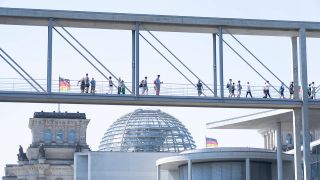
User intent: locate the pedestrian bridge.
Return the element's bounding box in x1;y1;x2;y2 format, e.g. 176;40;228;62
0;7;319;180
0;77;316;109
0;8;319;110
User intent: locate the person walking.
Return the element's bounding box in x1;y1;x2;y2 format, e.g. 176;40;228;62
263;81;271;98
289;81;294;99
311;82;316;99
154;75;163;96
84;73;90;93
144;76;149;95
246;81;253;98
227;79;233;97
120;80;126;94
108;76;113;94
237;80;242;98
231;83;236;97
140;80;145;95
279;82;285;99
90;77;96;94
196;80;203;96
117;77;122;94
77;77;85;93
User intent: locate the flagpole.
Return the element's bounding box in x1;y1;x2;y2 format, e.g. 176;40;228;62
58;75;61;112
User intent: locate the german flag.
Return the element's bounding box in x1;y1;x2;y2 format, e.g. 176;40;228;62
59;77;70;92
206;137;218;148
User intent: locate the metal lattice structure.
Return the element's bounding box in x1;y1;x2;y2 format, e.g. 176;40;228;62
99;109;196;152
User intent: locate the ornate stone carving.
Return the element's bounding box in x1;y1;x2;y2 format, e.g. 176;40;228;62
38;144;46;159
17;145;28;161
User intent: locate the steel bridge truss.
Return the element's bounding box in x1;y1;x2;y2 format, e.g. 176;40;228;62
0;7;320;180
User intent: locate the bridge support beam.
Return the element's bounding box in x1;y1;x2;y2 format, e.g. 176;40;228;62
276;122;283;180
299;28;311;180
213;34;217;97
135;23;140;96
47;18;53;94
218;27;224;98
188;159;192;180
246;158;250;180
291;37;299;99
132;30;136;95
157;165;161;180
293;108;303;180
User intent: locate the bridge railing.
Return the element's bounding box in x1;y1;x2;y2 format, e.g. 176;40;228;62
0;78;314;99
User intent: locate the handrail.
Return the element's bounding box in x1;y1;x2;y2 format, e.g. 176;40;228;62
0;78;310;99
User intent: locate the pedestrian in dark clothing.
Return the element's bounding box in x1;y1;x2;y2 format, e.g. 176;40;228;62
90;78;96;94
263;81;271;98
85;73;90;93
231;83;236;97
77;77;85;93
117;77;122;94
120;80;126;94
289;82;294;99
196;80;203;96
279;82;285;99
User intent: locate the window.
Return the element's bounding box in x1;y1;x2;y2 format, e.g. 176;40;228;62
56;130;64;143
68;130;76;142
285;133;292;145
44;129;52;143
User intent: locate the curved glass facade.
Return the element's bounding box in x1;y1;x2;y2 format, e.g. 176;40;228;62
99;109;196;152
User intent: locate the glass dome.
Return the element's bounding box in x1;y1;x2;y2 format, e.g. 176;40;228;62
99;109;196;152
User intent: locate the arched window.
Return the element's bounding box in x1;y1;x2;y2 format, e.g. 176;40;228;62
68;130;76;143
44;129;52;143
56;130;64;143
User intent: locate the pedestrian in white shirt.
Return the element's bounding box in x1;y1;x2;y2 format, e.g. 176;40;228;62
246;81;253;98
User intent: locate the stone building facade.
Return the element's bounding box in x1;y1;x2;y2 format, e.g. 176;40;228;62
3;111;90;180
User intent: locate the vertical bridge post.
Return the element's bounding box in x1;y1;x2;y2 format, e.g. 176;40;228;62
299;27;311;180
132;29;136;95
47;18;53;94
135;23;140;96
218;27;224;98
213;33;217;97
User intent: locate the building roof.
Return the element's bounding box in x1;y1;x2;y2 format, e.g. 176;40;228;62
33;111;86;119
206;109;320;131
156;147;293;170
99;109;196;152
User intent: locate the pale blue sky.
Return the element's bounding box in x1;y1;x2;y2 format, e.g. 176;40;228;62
0;0;320;176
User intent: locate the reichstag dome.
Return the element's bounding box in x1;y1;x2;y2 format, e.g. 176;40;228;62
99;109;196;152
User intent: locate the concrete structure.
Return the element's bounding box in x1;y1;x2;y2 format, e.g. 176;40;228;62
74;151;176;180
157;148;294;180
3;111;90;180
207;110;320;180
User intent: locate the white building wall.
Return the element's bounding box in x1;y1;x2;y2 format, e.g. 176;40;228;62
74;154;88;180
74;151;177;180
